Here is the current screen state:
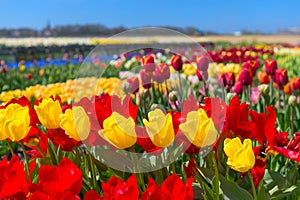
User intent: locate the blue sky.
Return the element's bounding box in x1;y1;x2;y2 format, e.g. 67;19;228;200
0;0;299;33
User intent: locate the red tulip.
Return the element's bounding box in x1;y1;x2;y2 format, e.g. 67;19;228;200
48;128;81;151
225;72;235;88
184;158;197;179
232;81;244;94
142;55;155;72
84;190;103;200
170;55;183;71
216;73;226;87
27;73;33;80
249;105;276;146
1;66;7;73
274;68;288;88
238;68;252;86
0;155;30;199
33;158;82;199
273;133;300;162
242;60;259;77
274;130;289;147
127;77;140;93
287;132;300;152
153;63;170;83
264;59;277;75
141;178;166;200
140;69;152;89
141;174;194;200
161;174;194;200
250;147;267;187
224;96;252;139
102;174;140;200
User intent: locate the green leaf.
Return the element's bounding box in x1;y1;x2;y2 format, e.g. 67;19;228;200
199;167;253;200
257;185;267;200
270;185;300;199
264;170;286;191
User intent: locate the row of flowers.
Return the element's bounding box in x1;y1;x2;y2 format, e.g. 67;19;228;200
0;89;299;199
0;47;300;199
1;154;194;200
0;77;120;103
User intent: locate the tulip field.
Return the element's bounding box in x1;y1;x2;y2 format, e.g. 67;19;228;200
0;36;300;200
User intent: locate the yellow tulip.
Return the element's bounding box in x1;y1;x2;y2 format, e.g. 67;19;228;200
143;109;174;147
179;108;217;148
0;109;6;140
19;65;26;71
0;104;30;141
35;98;62;129
60;106;90;141
99;112;136;149
224;138;255;173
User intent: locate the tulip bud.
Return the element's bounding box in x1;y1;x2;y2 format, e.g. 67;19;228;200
284;83;292;95
216;73;226;87
242;60;259;77
141;55;155;72
258;84;269;96
39;69;45;76
150;104;158;110
226;93;235;102
169;91;178;102
258;71;270;84
170;55;183;71
1;66;7;73
274;68;288;88
196;70;203;81
289;95;297;106
264;59;277;75
196;55;210;71
140;69;152;89
27;73;32;80
127;77;139;93
290;77;300;92
153;63;170;83
225;72;235;87
238;68;252;86
233;81;243;94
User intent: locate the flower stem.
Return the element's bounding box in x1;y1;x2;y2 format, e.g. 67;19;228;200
20;142;29;179
212;153;220;200
291;105;295;134
277;89;281;110
270;78;273;101
178;72;183;97
292;162;298;185
248;85;252;105
36;145;46;157
248;171;257;200
7;141;15;156
282;90;286;112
